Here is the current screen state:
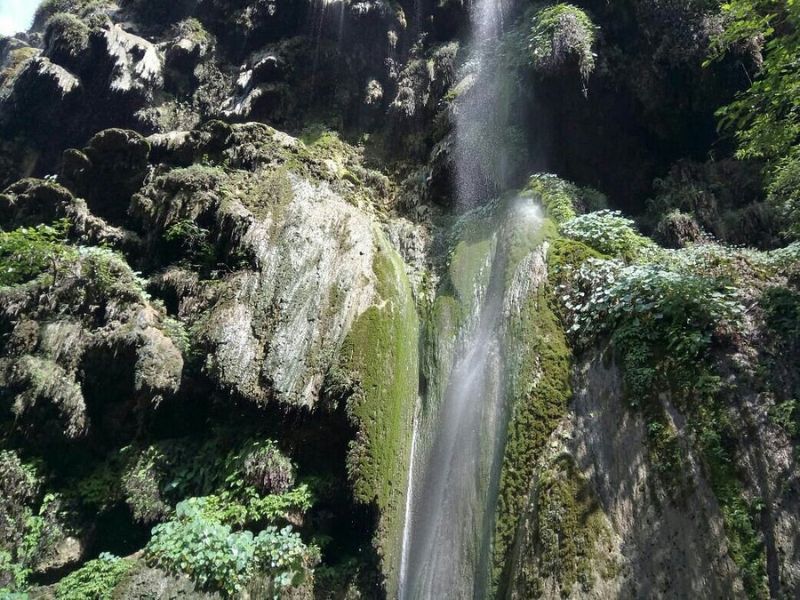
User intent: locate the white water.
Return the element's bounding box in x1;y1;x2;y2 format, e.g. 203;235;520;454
398;400;421;594
398;0;519;595
453;0;509;208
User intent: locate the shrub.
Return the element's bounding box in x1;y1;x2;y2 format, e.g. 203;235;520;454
562;257;742;350
655;209;708;248
164;220;214;266
34;0;113;29
560;210;654;261
43;13;90;68
768;155;800;241
145;498;314;598
55;553;131;600
0;221;74;287
528;4;598;85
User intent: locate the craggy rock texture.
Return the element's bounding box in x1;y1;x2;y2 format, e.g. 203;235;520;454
566;354;743;598
0;0;798;598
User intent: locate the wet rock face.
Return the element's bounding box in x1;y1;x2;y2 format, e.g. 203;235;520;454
567;355;744;598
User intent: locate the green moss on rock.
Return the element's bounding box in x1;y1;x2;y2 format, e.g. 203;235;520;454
337;233;418;595
511;453;615;598
493;252;572;595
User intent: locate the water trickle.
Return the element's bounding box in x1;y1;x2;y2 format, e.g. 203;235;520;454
398;0;527;596
454;0;509;209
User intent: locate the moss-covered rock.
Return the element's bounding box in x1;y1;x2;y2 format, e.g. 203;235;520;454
527;3;598;85
335;234;419;597
43;13;90;71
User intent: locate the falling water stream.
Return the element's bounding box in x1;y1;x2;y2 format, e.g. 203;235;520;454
398;0;524;597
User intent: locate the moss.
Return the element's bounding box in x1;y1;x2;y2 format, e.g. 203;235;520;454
527;3;598;84
525;174;606;224
513;454;614;597
44;13;90;67
0;47;38;87
336;233;418;595
493;265;572;595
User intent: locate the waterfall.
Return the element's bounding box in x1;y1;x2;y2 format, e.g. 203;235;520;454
398;0;525;597
454;0;509;209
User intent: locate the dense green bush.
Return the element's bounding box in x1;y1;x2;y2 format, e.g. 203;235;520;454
0;221;74;287
560;210;654;261
145;498;314;598
55;554;131;600
561;256;742;355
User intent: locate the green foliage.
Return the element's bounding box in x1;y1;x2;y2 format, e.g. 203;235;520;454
528;4;598;86
0;549;31;595
55;554;130;600
0;220;74;286
119;437;312;531
769;399;799;437
0;454;56;596
145;498;314;598
194;485;313;528
711;0;800;163
164;220;215;266
75;461;124;513
525;174;608;226
563;257;742;352
761;285;800;342
767;155;800;240
560;211;654;262
710;0;800;247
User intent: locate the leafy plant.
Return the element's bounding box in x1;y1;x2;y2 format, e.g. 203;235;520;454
0;220;74;286
55;553;131;600
767;156;800;240
164;219;215;266
560;210;654;261
710;0;800;164
145;498;315;598
525;173;606;223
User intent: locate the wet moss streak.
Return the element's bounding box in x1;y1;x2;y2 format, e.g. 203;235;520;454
339;233;418;596
492;227;572;596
